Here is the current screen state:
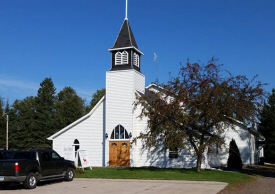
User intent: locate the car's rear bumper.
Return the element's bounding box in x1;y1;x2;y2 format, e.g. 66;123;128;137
0;176;26;182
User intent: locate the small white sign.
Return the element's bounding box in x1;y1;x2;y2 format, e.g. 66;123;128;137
78;150;92;169
63;146;75;161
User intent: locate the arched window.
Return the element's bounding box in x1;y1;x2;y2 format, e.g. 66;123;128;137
121;51;128;64
133;52;139;67
73;139;80;157
115;51;128;65
115;52;122;65
110;125;129;139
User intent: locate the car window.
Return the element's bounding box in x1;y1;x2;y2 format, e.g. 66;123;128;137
51;151;61;161
41;152;51;162
13;152;36;160
0;153;4;160
3;151;14;159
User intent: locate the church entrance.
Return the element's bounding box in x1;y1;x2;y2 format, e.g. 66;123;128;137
109;141;130;166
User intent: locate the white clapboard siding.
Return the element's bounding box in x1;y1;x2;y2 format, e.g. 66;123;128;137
105;69;145;166
132;102;203;168
132;87;256;169
134;71;145;94
132;102;150;167
208;123;253;167
50;97;105;167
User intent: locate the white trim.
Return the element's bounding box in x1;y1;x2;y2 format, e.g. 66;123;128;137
107;69;145;79
146;83;168;93
115;51;128;65
47;96;106;140
115;52;122;65
133;52;139;67
109;139;130;142
110;124;130;140
109;46;144;55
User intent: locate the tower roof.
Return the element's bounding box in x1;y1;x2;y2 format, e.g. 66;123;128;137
111;19;138;49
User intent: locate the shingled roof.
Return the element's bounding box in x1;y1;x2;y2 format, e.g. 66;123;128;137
111;19;138;49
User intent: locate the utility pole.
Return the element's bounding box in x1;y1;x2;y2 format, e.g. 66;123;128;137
2;113;9;150
5;114;8;150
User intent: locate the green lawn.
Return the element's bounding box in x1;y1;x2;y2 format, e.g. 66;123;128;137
75;167;253;187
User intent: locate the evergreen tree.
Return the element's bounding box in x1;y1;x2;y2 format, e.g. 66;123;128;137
259;89;275;163
6;102;18;150
3;100;11;149
227;139;243;169
0;78;89;149
35;78;56;148
11;97;37;149
54;87;85;134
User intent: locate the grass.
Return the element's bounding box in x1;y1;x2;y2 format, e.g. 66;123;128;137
75;167;253;187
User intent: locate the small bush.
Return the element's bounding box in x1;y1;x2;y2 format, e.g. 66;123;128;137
75;168;84;175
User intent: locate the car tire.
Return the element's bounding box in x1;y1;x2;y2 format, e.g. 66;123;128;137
64;168;74;181
23;172;37;189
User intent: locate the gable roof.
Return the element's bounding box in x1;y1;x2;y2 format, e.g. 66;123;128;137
47;96;105;140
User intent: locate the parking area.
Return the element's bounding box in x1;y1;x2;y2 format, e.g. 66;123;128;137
0;178;227;194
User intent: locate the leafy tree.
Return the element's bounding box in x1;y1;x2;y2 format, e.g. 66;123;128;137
135;59;265;171
227;139;243;169
86;88;105;113
35;78;56;148
54;87;85;133
259;89;275;163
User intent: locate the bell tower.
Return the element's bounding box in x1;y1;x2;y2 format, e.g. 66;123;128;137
105;0;145;166
108;19;143;72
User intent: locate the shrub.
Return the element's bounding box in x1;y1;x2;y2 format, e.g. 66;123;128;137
227;139;243;170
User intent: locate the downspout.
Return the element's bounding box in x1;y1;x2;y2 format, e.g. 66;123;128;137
248;128;252;165
102;101;106;166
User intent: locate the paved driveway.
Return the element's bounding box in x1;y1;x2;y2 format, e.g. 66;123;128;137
0;178;227;194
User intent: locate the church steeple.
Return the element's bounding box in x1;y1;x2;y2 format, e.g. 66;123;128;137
111;19;138;49
108;1;143;72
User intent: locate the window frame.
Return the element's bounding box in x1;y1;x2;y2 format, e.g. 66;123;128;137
168;147;179;159
133;52;139;67
110;125;129;140
115;51;128;65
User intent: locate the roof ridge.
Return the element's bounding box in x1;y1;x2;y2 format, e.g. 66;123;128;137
126;19;133;46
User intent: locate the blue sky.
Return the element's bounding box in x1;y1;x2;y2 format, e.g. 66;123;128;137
0;0;274;104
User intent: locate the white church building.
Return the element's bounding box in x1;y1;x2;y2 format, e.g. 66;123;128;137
47;4;265;168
